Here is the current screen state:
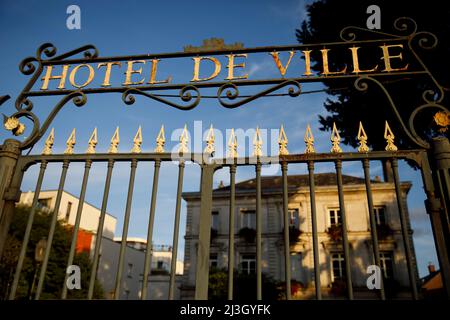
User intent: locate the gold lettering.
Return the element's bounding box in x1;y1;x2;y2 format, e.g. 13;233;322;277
97;62;122;87
349;47;378;73
40;65;69;90
269;51;295;77
302;50;313;76
69;64;95;88
147;59;171;84
320;49;347;75
123;60;146;86
191;57;221;82
225;54;248;80
380;44;408;72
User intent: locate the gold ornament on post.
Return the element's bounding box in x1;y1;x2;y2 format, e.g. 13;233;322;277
86;128;98;154
108;127;120;154
357;121;369;153
433;111;450;133
384;121;398;151
304;124;315;154
131;126;143;153
3;115;25;136
64;128;76;155
228;128;238;158
154;125;165;153
278;125;289;155
252;126;263;157
330;122;342;153
178;124;189;154
42;128;55;155
204;124;215;155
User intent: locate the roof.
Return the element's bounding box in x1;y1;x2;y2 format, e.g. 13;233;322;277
182;173;411;199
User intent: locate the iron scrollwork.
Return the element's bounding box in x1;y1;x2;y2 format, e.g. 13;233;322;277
342;17;448;149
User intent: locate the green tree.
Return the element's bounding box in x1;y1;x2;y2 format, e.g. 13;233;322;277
0;205;103;300
296;0;449;152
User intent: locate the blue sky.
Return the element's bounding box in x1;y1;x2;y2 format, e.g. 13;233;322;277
0;0;438;277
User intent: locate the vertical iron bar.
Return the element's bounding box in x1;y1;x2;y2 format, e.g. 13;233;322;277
9;160;48;300
391;158;419;300
194;164;214;300
88;159;115;299
335;160;353;300
61;160;92;299
362;159;385;300
227;164;236;300
168;160;185;299
281;161;291;300
307;161;321;299
255;161;262;300
114;158;138;300
35;160;70;300
141;159;161;300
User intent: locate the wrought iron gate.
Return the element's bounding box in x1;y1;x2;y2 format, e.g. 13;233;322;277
0;17;449;300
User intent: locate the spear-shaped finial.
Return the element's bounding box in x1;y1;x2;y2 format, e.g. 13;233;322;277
278;125;289;155
64;128;76;155
154;125;165;153
178;124;189;154
42;128;55;155
204;124;215;155
131;126;143;153
357;121;369;153
384;121;398;151
253;126;263;157
330;122;342;153
86;128;98;154
228;128;238;158
304;124;315;154
108;127;120;154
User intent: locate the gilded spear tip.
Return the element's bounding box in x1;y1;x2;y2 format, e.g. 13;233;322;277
330;122;342;153
357;121;369;153
278;125;289;156
304;124;315;154
204;124;215;155
86;127;98;154
42;128;55;155
252;126;263;157
384;121;397;151
64;128;76;155
228;128;238;158
178;124;189;154
154;125;166;153
131;126;143;153
108;127;120;154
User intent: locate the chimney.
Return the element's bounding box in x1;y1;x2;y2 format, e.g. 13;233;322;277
428;263;436;274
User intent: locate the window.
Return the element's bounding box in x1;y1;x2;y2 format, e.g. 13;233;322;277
374;207;386;225
127;263;133;278
241;210;256;229
37;198;51;210
328;209;342;227
331;252;345;281
211;211;219;231
65;201;72;221
240;254;256;274
380;252;394;279
288;208;300;229
210;253;218;269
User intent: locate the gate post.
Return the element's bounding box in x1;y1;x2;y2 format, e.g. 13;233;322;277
194;164;215;300
0;139;22;260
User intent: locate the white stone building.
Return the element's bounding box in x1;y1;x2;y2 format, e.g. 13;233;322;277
181;173;419;299
18;190;183;299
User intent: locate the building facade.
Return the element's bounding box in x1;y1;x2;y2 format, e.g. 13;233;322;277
181;173;419;299
19;190;182;299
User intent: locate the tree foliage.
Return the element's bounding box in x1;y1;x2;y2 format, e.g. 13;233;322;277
296;0;449;150
0;205;103;300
